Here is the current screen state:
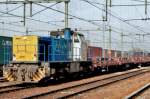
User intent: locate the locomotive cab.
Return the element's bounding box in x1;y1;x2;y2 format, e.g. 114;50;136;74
72;32;87;61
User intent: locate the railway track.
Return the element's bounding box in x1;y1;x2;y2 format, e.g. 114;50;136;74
0;86;26;94
125;83;150;99
0;82;37;94
23;68;150;99
0;77;6;82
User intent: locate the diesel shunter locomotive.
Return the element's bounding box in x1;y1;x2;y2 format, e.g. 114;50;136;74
3;28;90;82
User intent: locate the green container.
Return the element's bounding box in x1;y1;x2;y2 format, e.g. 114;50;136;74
0;36;12;65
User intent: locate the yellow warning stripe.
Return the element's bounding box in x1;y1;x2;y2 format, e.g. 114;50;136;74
4;72;11;78
35;73;41;81
4;72;14;81
36;69;45;81
32;72;39;81
38;69;45;77
32;69;45;82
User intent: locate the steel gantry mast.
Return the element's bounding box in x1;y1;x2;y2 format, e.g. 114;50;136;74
0;0;70;34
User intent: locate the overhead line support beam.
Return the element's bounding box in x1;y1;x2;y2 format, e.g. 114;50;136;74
0;0;69;4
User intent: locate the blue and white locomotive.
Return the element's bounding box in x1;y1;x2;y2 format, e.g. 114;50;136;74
3;28;90;82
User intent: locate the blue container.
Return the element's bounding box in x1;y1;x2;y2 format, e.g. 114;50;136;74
38;37;71;62
0;36;12;65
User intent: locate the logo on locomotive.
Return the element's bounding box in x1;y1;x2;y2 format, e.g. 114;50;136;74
2;40;12;46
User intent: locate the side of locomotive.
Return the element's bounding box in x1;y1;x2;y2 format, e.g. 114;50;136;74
3;28;92;82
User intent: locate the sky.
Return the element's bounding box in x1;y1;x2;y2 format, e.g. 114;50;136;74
0;0;150;51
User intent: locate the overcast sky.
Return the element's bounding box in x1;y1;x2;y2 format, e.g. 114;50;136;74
0;0;150;51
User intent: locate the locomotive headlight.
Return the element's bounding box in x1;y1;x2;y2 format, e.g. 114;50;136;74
34;53;37;61
13;54;16;61
23;37;27;40
34;53;37;57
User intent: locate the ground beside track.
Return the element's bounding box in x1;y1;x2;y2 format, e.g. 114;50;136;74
0;67;149;99
73;68;150;99
134;87;150;99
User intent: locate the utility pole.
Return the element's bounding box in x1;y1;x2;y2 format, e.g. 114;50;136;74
145;0;147;15
65;1;69;28
23;3;26;26
132;36;134;52
143;35;145;57
135;34;141;43
102;17;105;58
121;32;124;57
105;0;108;21
30;2;32;17
109;26;111;57
109;0;112;7
109;26;111;50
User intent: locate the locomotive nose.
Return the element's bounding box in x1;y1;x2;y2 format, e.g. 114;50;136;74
3;64;46;82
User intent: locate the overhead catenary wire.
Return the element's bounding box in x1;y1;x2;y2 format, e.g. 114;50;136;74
81;0;150;47
0;27;25;34
0;0;148;50
0;2;106;31
88;0;143;48
81;0;150;34
90;1;150;7
0;1;144;36
31;2;60;16
81;0;141;39
0;5;23;17
0;10;64;27
33;2;103;27
33;2;130;44
0;2;143;40
0;21;56;34
0;2;66;28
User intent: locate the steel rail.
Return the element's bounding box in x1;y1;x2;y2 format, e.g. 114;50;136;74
23;68;150;99
0;83;37;94
125;83;150;99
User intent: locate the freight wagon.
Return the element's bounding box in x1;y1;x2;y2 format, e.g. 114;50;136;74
115;50;122;57
88;46;102;60
103;49;110;58
0;36;12;76
103;49;122;58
